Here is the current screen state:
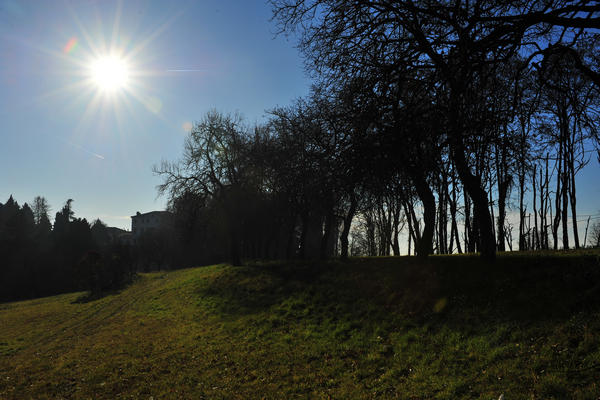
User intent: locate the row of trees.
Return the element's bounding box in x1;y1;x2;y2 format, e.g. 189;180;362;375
0;196;134;301
157;1;600;264
271;0;600;261
155;91;600;265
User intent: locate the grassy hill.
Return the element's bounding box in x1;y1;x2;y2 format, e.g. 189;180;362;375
2;253;600;399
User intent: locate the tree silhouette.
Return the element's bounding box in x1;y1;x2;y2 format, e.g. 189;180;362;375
272;0;600;260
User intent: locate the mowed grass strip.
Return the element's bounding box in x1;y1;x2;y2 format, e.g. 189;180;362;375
1;253;600;399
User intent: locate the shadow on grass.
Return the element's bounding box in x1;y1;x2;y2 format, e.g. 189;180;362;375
195;253;600;334
72;288;123;304
72;274;139;304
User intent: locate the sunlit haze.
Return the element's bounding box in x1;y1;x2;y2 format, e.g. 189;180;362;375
0;0;310;229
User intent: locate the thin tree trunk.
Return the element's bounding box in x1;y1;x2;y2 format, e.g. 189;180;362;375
340;193;357;260
366;211;376;256
497;177;510;253
407;227;412;256
518;166;526;251
533;164;538;250
464;193;472;253
561;149;570;250
385;201;393;255
553;153;562;250
392;199;401;256
448;177;457;253
320;206;335;260
403;198;421;245
560;109;570;250
540;168;545;250
451;192;462;254
568;134;580;248
489;175;496;250
438;170;449;254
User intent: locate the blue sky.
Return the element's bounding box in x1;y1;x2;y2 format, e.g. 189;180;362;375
0;0;310;229
0;0;598;237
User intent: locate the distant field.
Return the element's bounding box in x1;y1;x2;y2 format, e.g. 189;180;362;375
1;252;600;399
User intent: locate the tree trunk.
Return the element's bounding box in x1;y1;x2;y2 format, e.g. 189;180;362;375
407;228;412;256
409;168;436;258
533;164;538;250
464;192;472;252
451;141;496;261
391;198;401;256
489;177;496;249
497;177;510;252
449;178;462;254
518;164;527;251
340;193;357;260
560;108;569;250
553;152;562;250
403;198;421;247
568;140;580;249
541;164;546;249
543;156;550;249
561;144;569;250
438;171;448;254
366;211;376;256
320;206;336;260
404;198;414;256
495;135;509;252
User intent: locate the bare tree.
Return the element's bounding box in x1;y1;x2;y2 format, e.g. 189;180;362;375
272;0;600;260
590;221;600;248
154;111;255;266
31;196;51;226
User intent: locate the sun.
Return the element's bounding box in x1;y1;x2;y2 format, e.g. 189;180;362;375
89;55;130;92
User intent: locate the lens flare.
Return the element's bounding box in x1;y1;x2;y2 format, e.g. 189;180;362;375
63;37;78;54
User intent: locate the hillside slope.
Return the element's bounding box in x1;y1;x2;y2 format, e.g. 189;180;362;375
1;254;600;399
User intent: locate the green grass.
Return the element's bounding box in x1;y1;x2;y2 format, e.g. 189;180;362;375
1;252;600;399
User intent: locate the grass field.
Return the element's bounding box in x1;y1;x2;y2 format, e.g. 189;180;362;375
1;252;600;399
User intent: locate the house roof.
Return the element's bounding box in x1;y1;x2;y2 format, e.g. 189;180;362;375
130;210;172;218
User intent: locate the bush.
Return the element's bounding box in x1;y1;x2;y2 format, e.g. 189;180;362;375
78;245;135;296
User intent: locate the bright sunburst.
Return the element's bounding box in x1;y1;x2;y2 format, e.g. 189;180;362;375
33;2;183;143
89;55;130;92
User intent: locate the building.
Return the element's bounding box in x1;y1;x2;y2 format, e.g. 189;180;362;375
106;226;133;245
131;211;172;238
